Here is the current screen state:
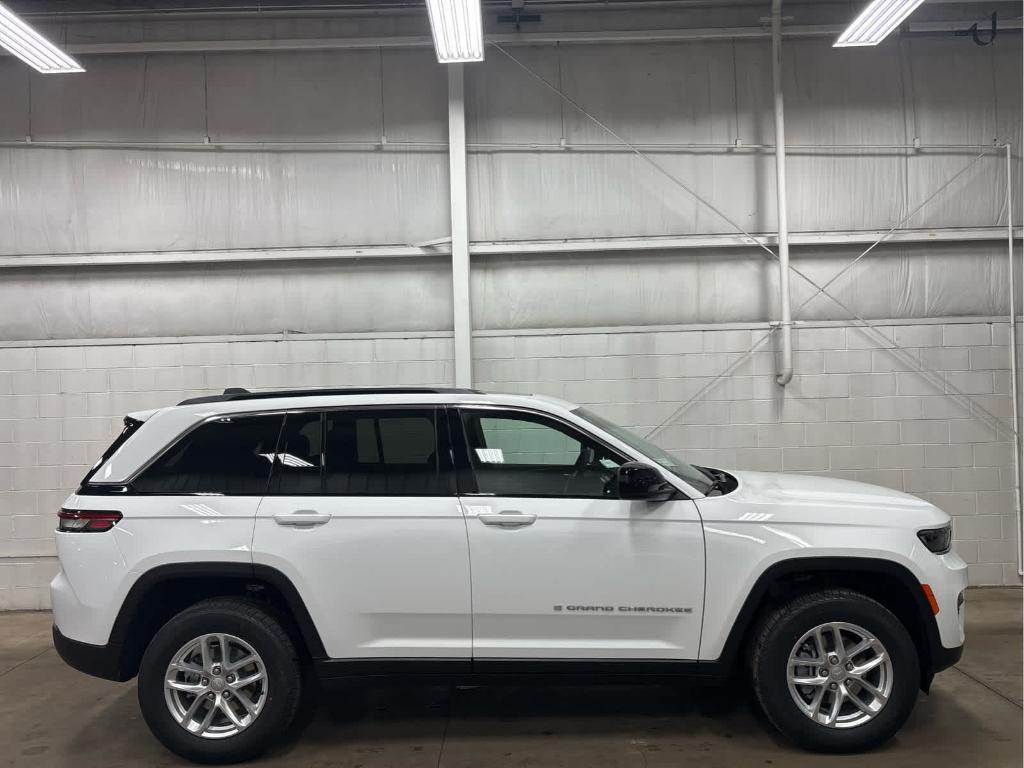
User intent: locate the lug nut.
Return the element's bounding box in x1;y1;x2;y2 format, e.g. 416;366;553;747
845;662;854;672
819;668;829;677
828;654;839;664
207;692;215;700
201;677;209;686
829;682;838;690
226;674;235;684
211;665;221;675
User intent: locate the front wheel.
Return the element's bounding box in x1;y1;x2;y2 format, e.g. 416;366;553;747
138;599;303;764
751;589;920;752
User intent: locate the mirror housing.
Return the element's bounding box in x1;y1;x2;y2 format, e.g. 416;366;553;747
617;461;675;502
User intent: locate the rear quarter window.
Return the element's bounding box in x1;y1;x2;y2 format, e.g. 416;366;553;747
80;416;144;486
131;414;284;496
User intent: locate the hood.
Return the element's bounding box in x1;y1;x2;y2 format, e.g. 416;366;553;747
697;469;949;529
726;470;934;511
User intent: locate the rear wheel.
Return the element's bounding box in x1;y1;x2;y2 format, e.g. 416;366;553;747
751;589;920;752
138;599;303;764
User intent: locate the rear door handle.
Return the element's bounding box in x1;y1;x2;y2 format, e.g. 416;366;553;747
478;511;537;528
273;510;332;527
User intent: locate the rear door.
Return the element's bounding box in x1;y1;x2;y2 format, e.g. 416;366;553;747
454;406;705;661
251;406;472;662
111;413;284;573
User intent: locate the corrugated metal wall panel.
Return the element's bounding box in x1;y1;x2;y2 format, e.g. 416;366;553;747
0;258;453;340
30;55;207;142
0;25;1018;337
470;241;1012;330
0;148;449;255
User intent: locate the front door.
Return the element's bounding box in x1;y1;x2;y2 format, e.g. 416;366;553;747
252;406;471;661
454;407;705;661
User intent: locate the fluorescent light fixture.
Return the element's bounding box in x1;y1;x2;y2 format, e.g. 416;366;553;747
0;1;84;73
426;0;484;63
834;0;926;47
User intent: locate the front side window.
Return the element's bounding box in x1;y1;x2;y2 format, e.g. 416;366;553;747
572;407;712;495
459;410;624;498
132;414;283;495
322;409;450;496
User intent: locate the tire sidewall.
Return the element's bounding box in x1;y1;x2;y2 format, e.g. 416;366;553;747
138;604;300;764
755;596;920;753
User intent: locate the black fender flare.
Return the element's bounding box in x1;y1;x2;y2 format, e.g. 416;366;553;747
109;561;327;663
711;556;944;678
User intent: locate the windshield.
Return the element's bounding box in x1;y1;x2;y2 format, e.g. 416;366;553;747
572;407;713;495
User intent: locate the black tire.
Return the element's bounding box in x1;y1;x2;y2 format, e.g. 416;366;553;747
751;589;920;753
138;599;303;764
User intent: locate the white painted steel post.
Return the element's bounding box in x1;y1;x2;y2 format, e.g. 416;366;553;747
448;63;473;388
1007;142;1023;576
772;0;793;386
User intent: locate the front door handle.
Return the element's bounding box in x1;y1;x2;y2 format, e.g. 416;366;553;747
273;510;332;527
478;511;537;528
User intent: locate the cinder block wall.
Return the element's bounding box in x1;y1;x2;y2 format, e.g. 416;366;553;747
475;318;1020;587
0;318;1020;608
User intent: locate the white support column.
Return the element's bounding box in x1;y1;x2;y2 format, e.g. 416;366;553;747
1009;142;1023;576
448;63;473;388
771;0;793;386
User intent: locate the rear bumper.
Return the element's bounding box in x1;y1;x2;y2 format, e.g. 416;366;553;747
52;625;131;682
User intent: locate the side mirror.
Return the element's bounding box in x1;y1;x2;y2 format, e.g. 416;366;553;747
617;461;675;502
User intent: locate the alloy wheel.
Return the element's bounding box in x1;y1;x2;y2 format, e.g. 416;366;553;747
787;621;894;729
163;633;268;739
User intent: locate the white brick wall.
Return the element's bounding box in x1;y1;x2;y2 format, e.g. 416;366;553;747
0;333;454;609
1;319;1021;608
474;319;1023;589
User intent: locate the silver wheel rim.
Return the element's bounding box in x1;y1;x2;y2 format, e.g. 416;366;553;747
164;633;268;739
787;621;893;729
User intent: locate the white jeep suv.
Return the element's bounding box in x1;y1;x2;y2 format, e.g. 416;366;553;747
51;387;967;763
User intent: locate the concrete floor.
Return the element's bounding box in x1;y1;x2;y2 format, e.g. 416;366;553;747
1;589;1020;768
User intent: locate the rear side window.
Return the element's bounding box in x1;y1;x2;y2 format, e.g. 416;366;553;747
321;409;451;496
81;416;144;486
132;415;283;495
266;412;323;495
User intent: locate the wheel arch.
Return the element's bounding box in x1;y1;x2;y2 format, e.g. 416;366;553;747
715;556;942;689
109;562;326;681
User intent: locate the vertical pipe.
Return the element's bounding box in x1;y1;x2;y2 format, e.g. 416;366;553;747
448;63;473;388
1009;143;1024;576
772;0;793;386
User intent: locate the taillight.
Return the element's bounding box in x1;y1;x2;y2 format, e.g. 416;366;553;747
58;509;122;533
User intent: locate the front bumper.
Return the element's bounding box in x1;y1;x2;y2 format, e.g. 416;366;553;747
52;625;131;682
932;642;964;674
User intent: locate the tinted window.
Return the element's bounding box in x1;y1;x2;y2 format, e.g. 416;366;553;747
266;412;322;495
323;409;448;496
81;416;144;486
132;415;283;495
460;411;624;498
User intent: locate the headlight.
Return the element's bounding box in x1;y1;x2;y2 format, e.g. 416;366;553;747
917;524;952;555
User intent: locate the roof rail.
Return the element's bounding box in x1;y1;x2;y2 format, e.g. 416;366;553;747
177;387;482;406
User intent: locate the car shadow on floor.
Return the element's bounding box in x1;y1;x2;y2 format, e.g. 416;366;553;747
59;675;1002;767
